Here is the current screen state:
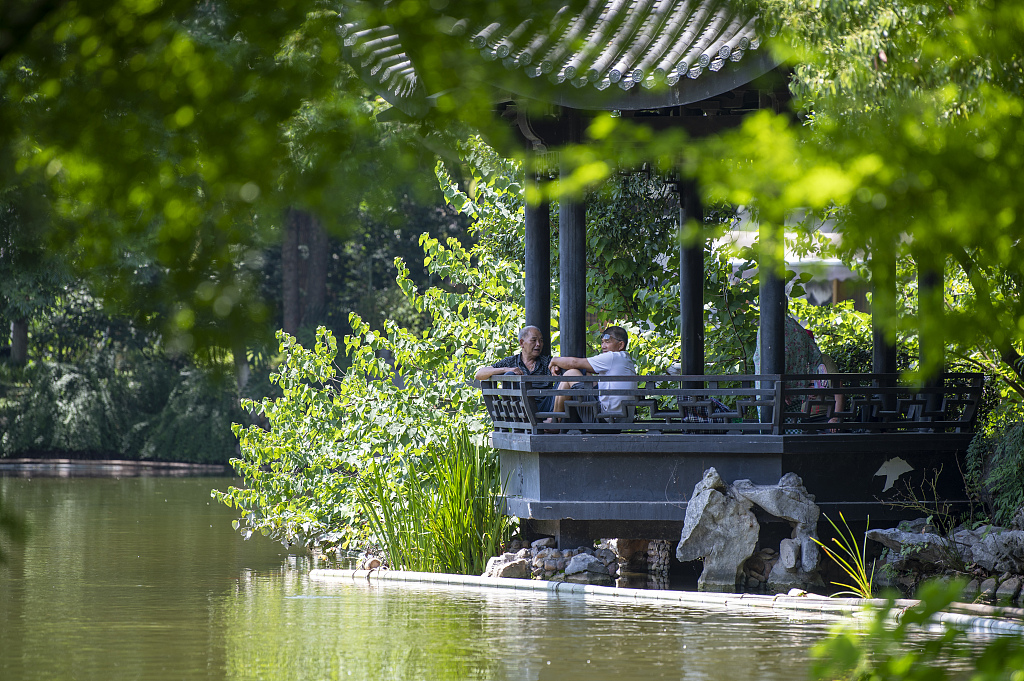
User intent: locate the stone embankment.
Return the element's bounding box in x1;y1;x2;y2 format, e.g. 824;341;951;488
869;517;1024;606
477;467;828;592
481;537;621;585
356;465;1024;605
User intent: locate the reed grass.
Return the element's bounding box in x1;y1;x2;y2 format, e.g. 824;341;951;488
814;512;875;599
357;426;512;575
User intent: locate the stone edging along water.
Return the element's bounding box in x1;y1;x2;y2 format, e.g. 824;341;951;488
309;569;1024;635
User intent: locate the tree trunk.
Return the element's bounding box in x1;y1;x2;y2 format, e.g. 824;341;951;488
284;207;330;334
303;214;329;328
10;318;27;366
282;209;301;336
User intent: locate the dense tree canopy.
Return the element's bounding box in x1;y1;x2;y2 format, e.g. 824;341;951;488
738;0;1024;382
563;0;1024;383
3;0;1023;381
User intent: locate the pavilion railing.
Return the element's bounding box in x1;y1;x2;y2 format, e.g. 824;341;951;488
478;373;983;436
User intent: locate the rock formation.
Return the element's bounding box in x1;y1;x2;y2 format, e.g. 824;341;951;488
732;473;823;591
675;468;760;591
675;468;824;593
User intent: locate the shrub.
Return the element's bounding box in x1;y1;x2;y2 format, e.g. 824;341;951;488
966;402;1024;526
131;370;244;463
811;579;1024;680
0;351;245;463
215;150;530;552
0;355;140;456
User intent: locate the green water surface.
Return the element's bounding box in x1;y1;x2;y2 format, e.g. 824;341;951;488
0;475;838;680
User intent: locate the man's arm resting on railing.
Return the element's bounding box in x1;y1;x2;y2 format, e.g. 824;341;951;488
474;365;521;380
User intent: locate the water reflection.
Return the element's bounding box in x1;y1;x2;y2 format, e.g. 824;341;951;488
0;459;228;478
0;475;993;681
217;560;838;680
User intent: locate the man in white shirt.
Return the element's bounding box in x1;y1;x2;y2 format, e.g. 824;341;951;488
548;326;637;423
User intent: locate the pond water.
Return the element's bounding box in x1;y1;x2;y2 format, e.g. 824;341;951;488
0;474;981;680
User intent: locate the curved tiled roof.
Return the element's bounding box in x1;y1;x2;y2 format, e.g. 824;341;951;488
340;0;773;113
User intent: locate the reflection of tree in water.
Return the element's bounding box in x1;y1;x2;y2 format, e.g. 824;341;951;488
0;492;28;564
221;577;504;681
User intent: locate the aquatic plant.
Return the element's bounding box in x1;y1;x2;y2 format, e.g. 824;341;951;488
357;425;512;575
814;512;875;599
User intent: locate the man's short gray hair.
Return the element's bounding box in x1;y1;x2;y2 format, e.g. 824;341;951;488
518;325;542;342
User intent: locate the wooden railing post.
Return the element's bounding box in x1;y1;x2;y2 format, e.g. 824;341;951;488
772;376;784;435
480;380;496;420
521;376;538;432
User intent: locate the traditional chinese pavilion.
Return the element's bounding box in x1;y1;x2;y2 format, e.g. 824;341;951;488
341;1;979;548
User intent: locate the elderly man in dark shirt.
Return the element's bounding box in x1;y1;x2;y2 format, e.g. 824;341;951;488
475;325;554;413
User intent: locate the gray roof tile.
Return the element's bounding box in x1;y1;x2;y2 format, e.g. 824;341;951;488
341;0;769;112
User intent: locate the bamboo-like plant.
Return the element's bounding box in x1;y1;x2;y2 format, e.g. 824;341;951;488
813;512;875;599
357;457;433;572
357;425;513;575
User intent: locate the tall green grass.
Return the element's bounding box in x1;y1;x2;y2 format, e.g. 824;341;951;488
814;512;875;599
356;426;513;575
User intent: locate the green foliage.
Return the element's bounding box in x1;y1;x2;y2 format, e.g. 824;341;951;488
696;0;1024;382
0;350;244;462
966;403;1024;527
131;369;245;464
811;579;1024;681
704;247;759;375
815;512;876;599
214;329;354;548
0;185;69;327
1;357;138;455
1;0;416;354
789;297;918;374
356;425;512;575
438;136;523;249
215;161;526;551
545;0;1024;389
582;173;680;324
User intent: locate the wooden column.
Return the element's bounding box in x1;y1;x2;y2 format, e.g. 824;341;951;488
678;181;704;384
559;110;586;358
759;223;786;429
871;238;898;409
918;255;945;410
524;173;551;356
871;242;898;374
758;223;786;376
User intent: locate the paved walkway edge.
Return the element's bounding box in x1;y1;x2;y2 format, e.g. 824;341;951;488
308;569;1024;635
